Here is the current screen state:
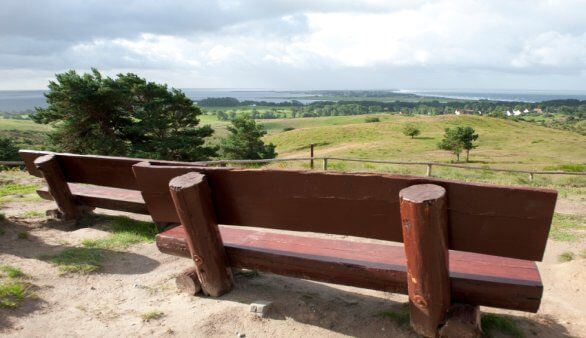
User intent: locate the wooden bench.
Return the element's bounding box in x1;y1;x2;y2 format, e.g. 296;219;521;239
19;150;204;229
132;161;557;337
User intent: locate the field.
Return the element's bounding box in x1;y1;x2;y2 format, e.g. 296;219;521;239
3;114;585;186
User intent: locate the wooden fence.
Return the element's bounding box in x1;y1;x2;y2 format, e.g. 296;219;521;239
3;151;585;182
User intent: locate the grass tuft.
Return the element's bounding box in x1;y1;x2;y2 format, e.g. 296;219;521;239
45;248;102;275
558;251;575;262
481;314;523;337
17;231;28;239
550;214;586;242
0;265;29;309
81;216;158;250
21;210;45;218
0;183;38;198
0;282;26;308
0;265;26;279
380;309;410;327
141;310;164;322
0;212;5;221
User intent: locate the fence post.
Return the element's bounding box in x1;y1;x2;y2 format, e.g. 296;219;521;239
426;164;433;177
310;144;315;169
399;184;450;337
323;158;328;171
529;173;534;182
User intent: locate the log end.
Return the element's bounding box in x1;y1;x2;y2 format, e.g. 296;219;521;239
399;184;446;203
176;268;202;295
169;172;206;191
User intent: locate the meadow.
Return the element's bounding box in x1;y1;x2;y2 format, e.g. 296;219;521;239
2;113;585;191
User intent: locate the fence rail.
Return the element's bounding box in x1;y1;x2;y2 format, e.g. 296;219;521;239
0;161;25;167
3;156;585;181
205;156;586;181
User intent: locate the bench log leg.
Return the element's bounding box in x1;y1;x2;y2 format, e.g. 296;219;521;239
169;172;233;297
400;184;450;337
439;304;482;338
34;154;79;221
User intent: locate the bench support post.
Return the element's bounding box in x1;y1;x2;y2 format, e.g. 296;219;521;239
34;154;79;220
169;172;233;297
400;184;450;337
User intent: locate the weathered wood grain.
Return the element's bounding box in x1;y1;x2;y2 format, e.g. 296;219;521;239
135;162;556;261
400;184;450;337
156;225;543;312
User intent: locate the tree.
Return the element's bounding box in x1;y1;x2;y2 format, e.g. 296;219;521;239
220;115;277;160
33;69;216;161
459;126;479;162
403;124;421;138
437;126;479;162
0;137;19;161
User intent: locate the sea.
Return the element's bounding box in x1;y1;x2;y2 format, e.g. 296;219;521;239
1;89;585;112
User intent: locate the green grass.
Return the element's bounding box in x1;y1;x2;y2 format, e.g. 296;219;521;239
0;281;26;308
0;265;29;308
380;310;410;327
0;182;42;205
17;231;28;239
0;119;50;132
0;265;26;279
550;214;586;242
45;248;103;275
140;310;165;322
20;210;44;218
0;212;5;221
481;314;523;337
558;251;575;262
0;183;38;197
543;164;586;172
81;216;158;250
263;114;586;189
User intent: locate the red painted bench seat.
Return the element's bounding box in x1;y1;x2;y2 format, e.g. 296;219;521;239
156;224;542;312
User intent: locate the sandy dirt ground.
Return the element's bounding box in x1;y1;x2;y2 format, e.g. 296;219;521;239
1;197;585;337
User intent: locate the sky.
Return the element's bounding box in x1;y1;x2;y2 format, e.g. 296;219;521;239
1;0;585;91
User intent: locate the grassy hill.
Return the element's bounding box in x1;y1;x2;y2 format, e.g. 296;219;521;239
262;114;586;188
2;114;585;188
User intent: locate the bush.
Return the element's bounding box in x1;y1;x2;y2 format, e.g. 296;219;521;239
0;137;19;161
365;117;380;123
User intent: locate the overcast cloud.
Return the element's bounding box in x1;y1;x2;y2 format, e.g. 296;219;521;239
1;0;585;90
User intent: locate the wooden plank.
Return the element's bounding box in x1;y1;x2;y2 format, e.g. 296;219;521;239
134;162;557;261
169;172;233;296
34;154;79;220
156;225;543;312
19;150;206;190
400;184;450;337
37;184;148;215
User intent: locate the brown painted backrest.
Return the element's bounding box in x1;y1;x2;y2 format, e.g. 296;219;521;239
19;150;206;190
133;162;557;261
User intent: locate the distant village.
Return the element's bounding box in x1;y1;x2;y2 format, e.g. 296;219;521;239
454;108;543;116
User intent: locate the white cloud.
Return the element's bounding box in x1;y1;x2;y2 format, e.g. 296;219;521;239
0;0;585;89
